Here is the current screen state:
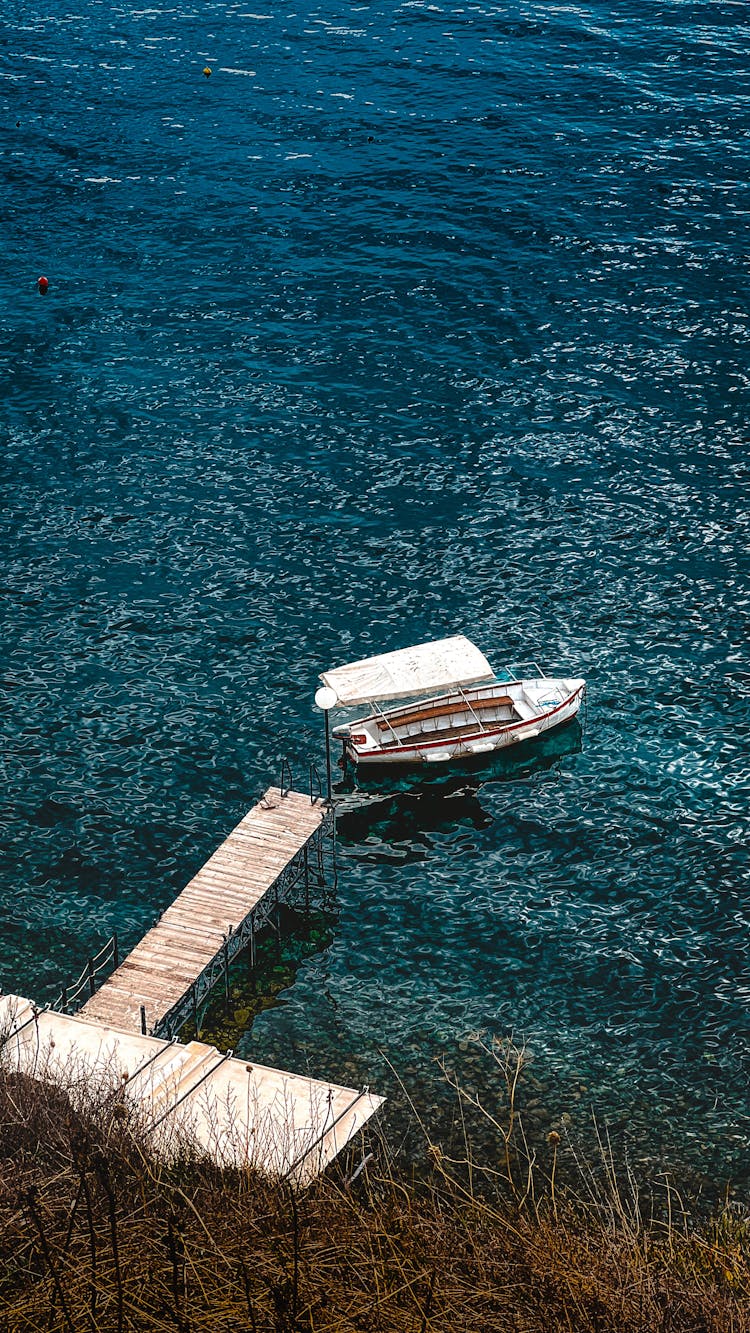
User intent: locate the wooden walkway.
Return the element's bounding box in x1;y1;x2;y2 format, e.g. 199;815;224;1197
80;787;330;1039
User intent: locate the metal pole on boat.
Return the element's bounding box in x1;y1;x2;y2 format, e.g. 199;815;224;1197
314;686;338;807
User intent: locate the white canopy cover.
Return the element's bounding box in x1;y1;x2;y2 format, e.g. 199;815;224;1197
320;635;495;707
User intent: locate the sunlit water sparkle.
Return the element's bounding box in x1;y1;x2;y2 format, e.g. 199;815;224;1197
1;0;748;1187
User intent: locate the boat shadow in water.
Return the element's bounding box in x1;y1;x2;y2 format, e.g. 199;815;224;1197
334;719;583;855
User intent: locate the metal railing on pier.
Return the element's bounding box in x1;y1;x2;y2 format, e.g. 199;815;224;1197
53;933;119;1014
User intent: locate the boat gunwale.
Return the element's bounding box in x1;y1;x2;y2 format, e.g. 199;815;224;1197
347;684;585;759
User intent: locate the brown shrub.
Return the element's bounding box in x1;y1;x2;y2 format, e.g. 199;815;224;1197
0;1045;746;1333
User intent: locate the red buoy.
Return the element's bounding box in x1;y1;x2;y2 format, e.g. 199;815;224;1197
37;275;49;295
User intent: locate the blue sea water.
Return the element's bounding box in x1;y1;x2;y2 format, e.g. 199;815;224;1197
1;1;748;1185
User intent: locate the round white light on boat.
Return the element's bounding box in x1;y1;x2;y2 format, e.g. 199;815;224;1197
314;686;338;711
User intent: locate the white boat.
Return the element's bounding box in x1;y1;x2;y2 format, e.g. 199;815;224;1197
319;635;585;769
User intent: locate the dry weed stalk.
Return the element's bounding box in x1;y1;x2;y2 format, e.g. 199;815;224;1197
0;1036;746;1332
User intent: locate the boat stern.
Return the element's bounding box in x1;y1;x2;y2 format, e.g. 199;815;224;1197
332;719;384;764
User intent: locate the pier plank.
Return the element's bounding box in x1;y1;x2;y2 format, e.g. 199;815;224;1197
178;867;290;893
186;861;285;887
173;876;278;903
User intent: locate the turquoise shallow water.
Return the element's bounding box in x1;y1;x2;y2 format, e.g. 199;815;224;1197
1;1;748;1185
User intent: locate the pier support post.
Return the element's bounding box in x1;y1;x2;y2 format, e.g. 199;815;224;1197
223;931;232;1013
248;923;257;990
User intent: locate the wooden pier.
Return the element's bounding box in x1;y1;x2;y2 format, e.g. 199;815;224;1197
80;786;332;1039
0;784;383;1183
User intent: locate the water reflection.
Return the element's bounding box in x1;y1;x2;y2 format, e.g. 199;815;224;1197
335;720;582;829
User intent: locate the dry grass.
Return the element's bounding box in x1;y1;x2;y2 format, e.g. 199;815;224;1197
0;1038;746;1332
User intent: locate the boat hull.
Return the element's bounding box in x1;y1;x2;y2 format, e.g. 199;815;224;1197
341;679;585;769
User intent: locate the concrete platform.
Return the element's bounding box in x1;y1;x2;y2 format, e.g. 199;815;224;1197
0;995;383;1187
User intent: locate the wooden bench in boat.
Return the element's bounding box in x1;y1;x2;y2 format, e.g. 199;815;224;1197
380;714;517;748
376;695;516;732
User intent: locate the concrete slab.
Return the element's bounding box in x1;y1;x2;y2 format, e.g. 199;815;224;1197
0;996;383;1186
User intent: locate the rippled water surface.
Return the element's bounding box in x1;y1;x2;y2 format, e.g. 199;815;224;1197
1;0;748;1185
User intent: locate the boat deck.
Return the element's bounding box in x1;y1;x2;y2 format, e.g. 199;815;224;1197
379;713;518;747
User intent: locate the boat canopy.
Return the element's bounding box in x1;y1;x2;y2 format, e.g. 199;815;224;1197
320;635;495;707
